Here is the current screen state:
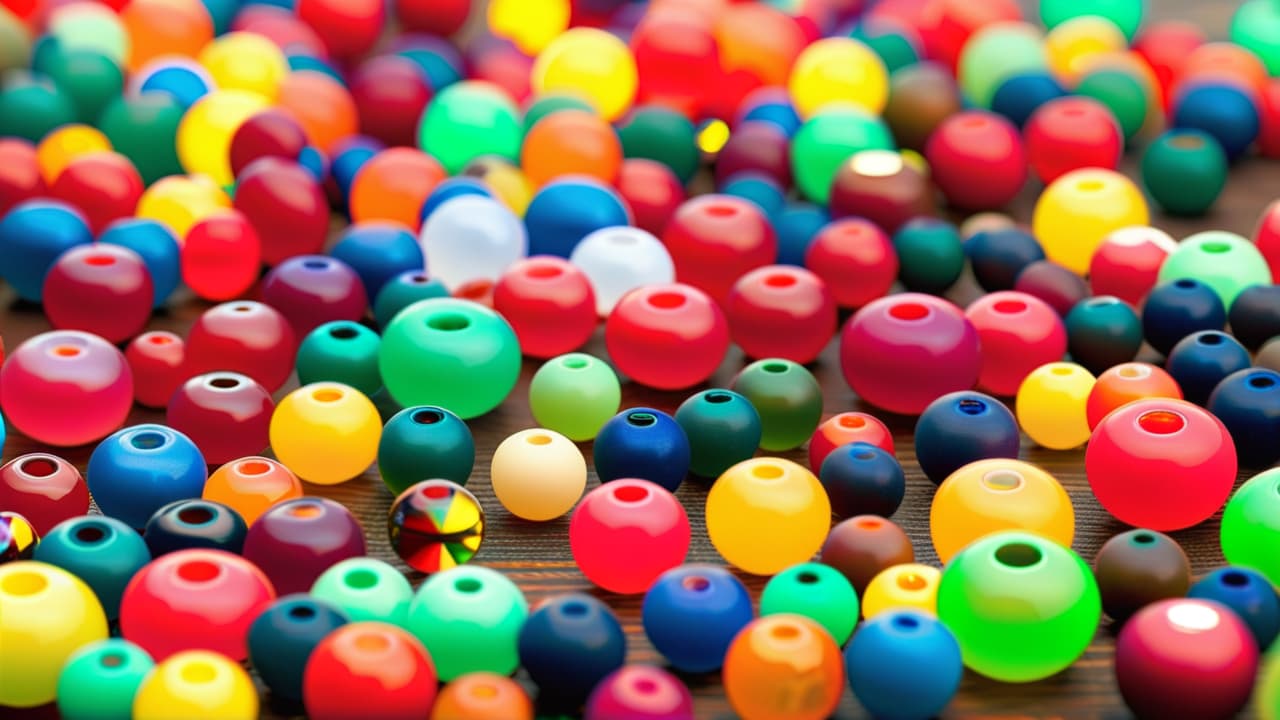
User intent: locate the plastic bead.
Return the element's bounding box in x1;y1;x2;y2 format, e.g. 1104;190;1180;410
809;412;895;474
33;515;149;619
432;673;534;720
143;499;247;556
56;639;154;720
492;257;596;358
760;562;859;644
132;650;257;720
1188;567;1279;650
1157;230;1273;309
42;245;152;346
1209;369;1280;468
202;457;301;528
167;372;273;467
914;392;1020;486
791;105;895;205
605;283;730;391
1222;469;1280;587
862;564;942;619
518;593;626;706
303;622;437;720
885;62;963;148
419;196;526;291
1032;168;1149;275
844;611;963;720
891;218;965;296
523;178;631;259
246;595;349;702
185;301;297;394
1016;362;1096;450
931;458;1074;562
1166;331;1251;406
1075;66;1151;143
1142;279;1227;356
0;453;89;535
1089;227;1177;307
242;497;366;595
377;406;475;496
788;36;888;117
966;227;1045;293
269;383;381;485
1064;296;1143;375
1171;83;1260;162
1012;260;1088;316
707;458;831;576
228;109;306;176
374;271;450;329
819;442;905;519
660;195;776;305
821;516;915;594
1228;285;1280;351
1094;529;1192;623
571;479;690;595
828;150;935;234
805;218;899;309
125;332;185;408
261;256;368;338
728;360;821;452
642;564;754;673
0;201;93;303
295;322;382;398
490;428;586;521
925;111;1027;210
349;147;446;229
965;292;1067;396
1086;363;1184;430
1141;129;1228;216
714;121;792;190
722;614;844;720
1;511;38;562
1024;96;1123;184
86;425;206;530
310;557;412;626
585;665;694;720
388;480;484;574
569;226;675;316
330;223;425;304
724;265;835;364
527;354;620;442
406;566;527;680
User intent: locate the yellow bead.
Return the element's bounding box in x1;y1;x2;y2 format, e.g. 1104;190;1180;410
1016;362;1097;450
488;0;570;55
0;561;108;707
930;459;1076;563
706;458;831;576
175;89;270;187
490;428;586;521
268;382;382;485
1032;168;1149;275
197;32;288;102
862;563;942;619
471;158;534;217
1045;16;1128;83
788;37;889;118
36;124;111;184
532;28;637;122
133;650;258;720
135;174;231;240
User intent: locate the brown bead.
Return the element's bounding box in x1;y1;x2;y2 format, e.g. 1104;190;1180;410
1094;529;1191;623
1256;337;1280;374
883;62;962;151
820;515;915;594
828;150;936;234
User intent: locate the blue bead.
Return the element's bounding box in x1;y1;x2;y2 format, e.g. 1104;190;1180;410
284;53;344;84
1228;284;1280;352
1064;296;1143;375
143;499;248;556
1142;279;1227;356
98;218;181;308
86;425;208;529
642;564;754;673
329;223;425;303
845;610;964;720
1188;567;1280;651
397;46;465;93
137;65;213;109
719;172;786;219
1165;330;1251;406
991;71;1068;128
199;0;240;34
0;411;6;461
33;515;151;619
248;594;349;701
913;391;1020;485
524;178;631;258
1172;83;1260;162
329;137;384;207
965;227;1045;292
819;442;906;518
297;145;327;183
1207;368;1280;469
517;593;626;706
0;200;93;302
372;269;450;329
739;99;801;137
774;202;829;266
419;177;493;224
594;408;691;492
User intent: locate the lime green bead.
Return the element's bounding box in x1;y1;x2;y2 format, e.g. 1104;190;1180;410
1141;130;1228;217
730;359;823;452
1221;469;1280;588
418;82;522;175
96;94;184;185
792;105;894;204
56;639;154;720
616;105;700;184
47;7;129;66
405;566;528;681
1076;68;1148;142
958;22;1047;109
377;406;475;494
0;73;76;143
1156;231;1272;308
1041;0;1144;40
891;219;965;295
760;562;859;645
296;321;382;398
523;93;596;133
528;353;621;442
674;389;762;479
937;531;1100;683
42;49;123;125
310;558;413;627
1231;0;1280;75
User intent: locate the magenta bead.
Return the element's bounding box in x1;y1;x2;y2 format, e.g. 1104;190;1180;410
260;255;369;338
242;497;367;595
184;301;297;393
42;244;154;344
569;479;690;595
167;372;275;466
839;294;981;415
585;665;696;720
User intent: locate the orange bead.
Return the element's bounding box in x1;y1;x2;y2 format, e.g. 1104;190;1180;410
715;4;805;88
430;672;534;720
275;71;358;154
121;0;214;74
1086;362;1183;430
723;614;844;720
348;148;446;230
202;457;303;525
1176;42;1269;99
520;110;622;188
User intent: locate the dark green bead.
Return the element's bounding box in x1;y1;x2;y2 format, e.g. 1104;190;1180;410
849;24;919;74
43;49;123;125
616;105;700;183
1141;129;1228;217
524;93;596;133
1075;68;1148;142
377;406;475;494
1065;296;1143;375
96;94;184;185
892;218;965;295
730;359;823;452
56;639;154;720
296;321;383;397
674;389;763;479
373;271;450;329
0;72;77;143
760;562;860;644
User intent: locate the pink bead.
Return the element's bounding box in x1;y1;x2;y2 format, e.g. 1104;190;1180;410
605;283;730;391
0;453;90;534
570;479;690;594
804;218;899;309
43;244;154;344
616;159;685;237
167;372;275;466
184;301;297;393
1089;227;1178;306
662;195;777;304
964;291;1067;396
808;412;895;474
261;256;368;338
492;256;597;359
724;265;836;364
585;665;695;720
125;331;187;409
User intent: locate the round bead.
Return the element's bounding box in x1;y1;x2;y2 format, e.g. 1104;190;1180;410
707;458;831;576
862;564;942;619
0;511;37;562
521;109;622;187
642;564;754;673
914;392;1021;485
1032;168;1149;275
965;291;1067;396
1016;362;1096;449
804;218;898;309
662;195;776;304
167;372;273;467
828;150;935;234
310;557;412;626
303;622;437;720
760;562;859;644
43;244;153;344
1093;529;1192;623
517;593;626;706
808;412;895;474
185;301;296;393
925;110;1027;210
722;614;844;720
260;256;368;339
492;257;597;358
0;454;89;535
1209;369;1280;469
730;359;822;452
374;271;450;329
269;382;381;485
1159;230;1273;310
891;218;965;295
417;197;526;291
1228;285;1280;351
377;406;475;496
529;354;621;442
1188;567;1280;650
234;158;328;266
33;515;150;619
820;515;915;594
125;331;185;408
614;160;685;238
1141;129;1228;216
1090;226;1177;306
571;480;690;595
202;457;301;526
1142;278;1227;356
433;673;533;720
330;223;424;304
406;566;527;681
490;428;586;521
388;480;484;574
883;63;961;148
1086;362;1184;430
0;200;93;303
844;611;963;720
295;322;382;398
242;497;366;595
1013;260;1089;316
1166;330;1251;406
605;283;730;391
819;443;905;519
592;408;690;492
143;499;247;556
1024;96;1123;184
1221;468;1280;586
931;458;1074;562
56;639;154;720
724;265;836;364
1171;82;1260;162
522;178;631;259
1064;296;1144;375
133;650;257;720
569;226;675;316
585;665;694;720
246;595;349;702
86;424;207;530
965;227;1045;293
180;210;262;301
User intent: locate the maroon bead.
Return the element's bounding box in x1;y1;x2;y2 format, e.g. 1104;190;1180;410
616;159;685;237
232;158;329;267
828;150;936;234
819;515;915;594
42;244;154;344
925;110;1027;211
167;372;274;466
349;54;434;148
662;195;777;305
242;497;367;595
0;453;90;534
805;218;899;309
185;301;298;394
126;331;186;408
724;264;836;365
261;256;369;338
492;256;597;359
229;109;308;178
1013;260;1089;316
883;61;962;151
714;120;792;190
1094;529;1191;623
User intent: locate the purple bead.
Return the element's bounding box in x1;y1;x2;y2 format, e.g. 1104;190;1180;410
261;255;368;337
1014;260;1089;316
585;665;695;720
242;497;366;595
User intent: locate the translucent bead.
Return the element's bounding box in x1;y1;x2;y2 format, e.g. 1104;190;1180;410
569;226;674;316
419;195;526;291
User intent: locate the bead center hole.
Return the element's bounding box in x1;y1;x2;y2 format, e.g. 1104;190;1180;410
411;409;443;425
982;470;1023;492
1077;180;1104;192
1117;365;1149;379
177;506;215;525
682;576;710;592
313;388;343;403
178;560;221;583
706;204;737;218
329;325;359;340
84;254;116;266
75;524;108;543
208;376;240;389
889;303;928;321
1138;410;1185;435
856;518;881;530
762;362;789;373
1250;375;1277;389
238;460;270;476
525;433;552;446
958;399;987;415
897;573;926;591
647;292;686;310
993;300;1026;314
130;431;167;450
1222;571;1250;587
614;485;649;503
100;652;125;668
1;571;47;596
1201;242;1231;254
455;577;482;593
752;463;784;480
148;334;173;345
303;259;329;270
345;569;377;589
288;605;316;620
288;503;323;519
995;542;1042;568
18;457;56;477
53;345;82;358
838;414;866;429
1133;533;1155;544
562;601;588;617
526;265;562;279
892;614;920;630
1198;333;1224;345
181;662;216;683
562;356;588;369
355;633;391;652
705;391;732;403
765;274;797;288
770;624;800;640
427;313;470;331
627;412;656;427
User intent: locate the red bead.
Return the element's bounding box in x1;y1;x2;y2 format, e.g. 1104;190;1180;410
964;291;1067;397
1116;599;1258;718
1024;97;1124;184
395;0;471;35
828;151;935;234
724;265;836;364
808;412;895;474
585;665;695;720
0;138;45;216
616;159;685;236
126;331;187;408
232;158;329;267
304;622;438;720
804;218;898;309
242;497;367;595
181;210;263;302
43;244;154;344
917;0;1021;70
714;121;792;190
185;301;297;393
1086;362;1184;430
229;109;307;178
840;294;981;415
925;111;1027;210
570;479;691;595
465;35;532;103
492;256;597;359
632;8;720;119
1255;199;1280;283
1086;398;1237;530
120;548;276;661
1132;21;1206;109
1260;79;1280;159
662;195;777;304
349;55;434;148
48;152;144;235
1012;260;1088;317
605;283;730;391
1089;227;1178;306
0;453;89;535
167;372;274;466
261;256;368;338
295;0;384;60
232;6;330;61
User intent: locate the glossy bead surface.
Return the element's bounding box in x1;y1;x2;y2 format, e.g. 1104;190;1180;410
0;200;93;303
821;515;915;594
0;511;38;562
374;270;450;329
518;594;626;706
181;210;262;301
0;453;89;534
707;458;831;576
133;650;257;720
407;565;528;681
760;562;859;644
1086;362;1184;430
1142;279;1227;356
1024;96;1122;183
33;515;150;619
845;611;963;720
808;412;895;474
1093;529;1192;623
56;638;154;720
492;256;597;358
804;218;898;310
202;457;301;526
891;218;966;295
1209;369;1280;468
914;392;1020;488
586;664;694;720
490;428;586;521
246;595;349;702
724;265;836;364
185;301;297;393
522;178;631;259
43;244;153;343
931;458;1074;563
730;359;822;452
1064;296;1143;375
1013;260;1089;316
126;331;186;408
569;226;676;316
662;194;777;305
234;158;328;266
862;564;942;619
1032;168;1149;275
591;408;690;492
1089;227;1177;306
1171;83;1260;162
167;372;273;466
1158;230;1272;309
642;564;754;673
310;557;411;627
303;622;438;720
1228;284;1280;351
1016;362;1096;450
722;614;844;720
243;497;366;595
269;382;381;485
828;149;935;234
965;291;1067;396
1141;129;1228;216
419;195;526;291
571;479;690;595
1188;567;1279;650
294;321;381;398
528;354;621;442
925;111;1027;210
966;227;1045;293
87;424;207;529
378;406;475;496
388;480;484;574
143;499;247;556
432;673;534;720
1166;331;1251;406
605;283;730;391
1221;469;1280;587
819;442;905;519
261;255;368;338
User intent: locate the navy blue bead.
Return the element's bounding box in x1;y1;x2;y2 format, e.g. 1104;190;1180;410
1171;83;1260;162
819;442;905;519
1165;330;1251;406
1207;368;1280;468
0;200;94;302
517;593;626;705
1228;284;1280;351
143;499;248;556
86;424;207;529
774;202;829;266
329;223;425;303
642;564;754;673
913;392;1020;485
845;610;964;720
247;594;350;701
965;227;1046;292
720;172;786;219
524;178;631;258
1065;296;1143;375
594;408;691;492
419;177;493;224
1142;279;1227;356
98;218;181;308
991;71;1069;128
33;515;151;619
1188;567;1280;651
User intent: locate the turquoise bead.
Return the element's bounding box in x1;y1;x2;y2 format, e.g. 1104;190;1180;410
674;389;762;478
310;558;413;627
528;353;621;442
377;406;475;495
760;562;860;645
730;359;824;452
372;270;450;329
406;566;529;681
892;219;965;295
296;321;383;397
33;515;151;619
56;639;155;720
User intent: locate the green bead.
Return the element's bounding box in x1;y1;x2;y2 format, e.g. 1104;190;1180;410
528;353;621;442
405;566;529;681
310;558;413;627
1064;296;1143;375
42;49;123;125
1040;0;1144;40
957;23;1047;108
1140;130;1228;217
524;93;596;133
937;531;1101;683
730;359;823;452
418;81;523;175
674;389;762;478
378;406;475;495
56;639;154;720
1232;0;1280;76
378;298;521;419
792;106;894;205
891;219;965;295
373;272;450;329
848;23;919;75
1156;230;1272;308
1258;647;1280;720
0;72;77;143
47;7;129;66
760;562;859;645
1221;468;1280;588
1075;68;1148;142
296;321;383;397
96;94;184;185
616;105;700;184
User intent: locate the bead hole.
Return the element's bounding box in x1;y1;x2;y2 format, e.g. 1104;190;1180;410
856;518;881;529
1201;242;1231;254
18;457;56;477
613;485;649;503
892;614;920;630
634;679;659;694
562;601;588;617
178;560;221;583
995;542;1042;568
993;300;1026;314
1174;279;1197;289
233;305;253;312
208;376;240;389
561;357;588;369
682;576;710;592
797;571;820;584
751;463;784;480
313;389;343;403
765;273;797;288
525;433;553;446
1138;411;1185;435
177;506;215;525
1169;134;1204;150
1133;533;1155;544
705;391;732;403
1;571;47;596
288;503;323;519
470;683;499;700
74;524;107;543
897;573;926;591
303;259;330;270
1050;366;1074;376
412;409;444;425
84;254;116;266
1222;571;1250;587
957;399;987;415
354;633;390;652
455;577;482;593
838;415;866;429
288;605;316;620
1077;180;1104;192
762;362;789;373
1249;375;1277;389
238;460;270;475
627;412;656;428
180;662;216;683
1198;333;1224;345
427;313;471;331
130;431;168;450
770;624;800;640
854;450;875;460
706;204;737;218
982;470;1023;491
889;303;928;321
647;292;686;310
148;334;174;345
345;569;377;589
1117;365;1148;379
329;325;359;340
100;652;125;668
526;265;562;279
53;345;82;358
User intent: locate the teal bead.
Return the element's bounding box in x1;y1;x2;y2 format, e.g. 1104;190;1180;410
730;359;824;452
296;321;382;397
377;406;475;495
310;558;413;627
406;566;529;681
760;562;860;645
41;49;124;125
528;353;621;442
1156;230;1272;308
1075;68;1148;143
56;639;154;720
373;270;450;329
674;389;762;478
616;105;700;184
33;515;151;619
891;219;965;295
1064;296;1143;376
849;22;920;74
0;72;77;143
1140;130;1228;217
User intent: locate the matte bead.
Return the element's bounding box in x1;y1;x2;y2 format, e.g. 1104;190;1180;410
490;428;586;521
133;650;258;720
594;409;690;493
819;442;905;519
517;594;626;707
1142;279;1227;356
528;353;621;442
1093;529;1191;623
1165;330;1251;406
569;226;675;316
891;218;965;295
729;359;822;452
845;611;963;720
378;406;475;495
143;499;247;556
722;615;844;720
642;564;754;673
56;639;154;720
1024;96;1122;184
1208;369;1280;468
1064;296;1143;375
329;222;425;303
246;595;349;702
760;562;859;644
406;566;528;681
1188;567;1280;650
242;497;367;595
571;479;690;595
0;453;89;535
821;515;915;594
707;458;831;576
33;515;150;619
1228;284;1280;351
310;557;412;626
388;480;484;574
167;372;274;466
1141;129;1228;216
966;227;1046;293
1012;260;1088;317
523;178;630;257
295;321;383;398
1171;83;1260;162
915;392;1020;485
87;425;207;530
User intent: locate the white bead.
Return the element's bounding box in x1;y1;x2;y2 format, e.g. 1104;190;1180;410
570;226;675;316
419;195;527;290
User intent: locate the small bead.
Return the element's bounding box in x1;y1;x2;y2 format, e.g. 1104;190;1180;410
1093;529;1191;623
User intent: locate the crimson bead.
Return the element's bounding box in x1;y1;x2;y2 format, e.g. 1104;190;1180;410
804;218;899;309
261;256;368;338
48;152;144;235
232;158;329;267
714;121;792;189
0;453;90;534
185;301;297;393
925;110;1027;210
492;256;597;359
0;138;45;216
1090;227;1178;306
724;265;836;364
808;412;896;474
964;291;1067;396
242;497;367;595
1256;200;1280;283
167;372;274;466
181;210;263;302
303;622;438;720
828;150;936;234
605;283;730;391
1024;96;1124;184
229;109;307;178
349;55;434;148
126;331;187;409
1013;260;1089;316
570;479;691;595
616;159;685;237
43;244;154;344
1260;78;1280;159
662;195;777;304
